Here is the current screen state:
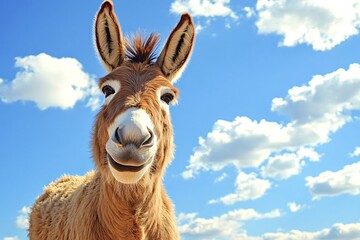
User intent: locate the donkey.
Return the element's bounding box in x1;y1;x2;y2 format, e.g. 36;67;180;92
29;1;195;239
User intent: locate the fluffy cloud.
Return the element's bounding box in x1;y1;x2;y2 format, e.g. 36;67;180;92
3;237;19;240
306;161;360;200
178;208;281;240
255;0;360;51
16;206;31;229
178;217;360;240
243;6;255;18
287;202;305;213
171;0;238;20
261;148;320;180
214;173;228;183
209;172;271;204
271;64;360;123
0;53;101;110
182;117;288;179
351;147;360;157
183;64;360;180
262;222;360;240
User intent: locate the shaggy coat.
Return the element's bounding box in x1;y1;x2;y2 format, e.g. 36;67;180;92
29;1;195;239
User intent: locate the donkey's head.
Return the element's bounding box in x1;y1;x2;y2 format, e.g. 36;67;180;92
92;1;195;185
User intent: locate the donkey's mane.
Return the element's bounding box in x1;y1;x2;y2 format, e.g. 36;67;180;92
125;33;160;64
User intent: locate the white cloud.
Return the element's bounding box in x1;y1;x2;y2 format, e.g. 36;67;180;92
262;222;360;240
3;237;19;240
271;63;360;124
170;0;238;20
351;146;360;157
179;217;360;240
243;6;256;18
287;202;305;213
182;117;288;179
214;172;228;183
178;208;281;240
261;148;320;180
183;64;360;180
255;0;360;51
195;23;204;33
16;206;31;229
306;161;360;200
209;172;271;204
85;79;102;111
0;53;101;110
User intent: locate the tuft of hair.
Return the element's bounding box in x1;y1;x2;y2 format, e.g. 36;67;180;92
125;33;160;64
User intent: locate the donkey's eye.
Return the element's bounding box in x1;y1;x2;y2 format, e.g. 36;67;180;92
102;85;115;98
160;92;174;105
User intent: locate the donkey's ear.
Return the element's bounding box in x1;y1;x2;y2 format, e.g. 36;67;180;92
157;14;195;83
95;0;125;72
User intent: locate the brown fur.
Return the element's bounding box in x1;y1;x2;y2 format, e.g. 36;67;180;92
29;1;194;239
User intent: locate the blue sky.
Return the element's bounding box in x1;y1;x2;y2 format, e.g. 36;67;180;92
1;0;360;239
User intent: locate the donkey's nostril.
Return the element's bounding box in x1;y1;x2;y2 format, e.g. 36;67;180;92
141;128;154;148
114;127;123;145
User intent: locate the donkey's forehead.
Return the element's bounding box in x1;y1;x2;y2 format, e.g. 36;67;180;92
99;64;161;86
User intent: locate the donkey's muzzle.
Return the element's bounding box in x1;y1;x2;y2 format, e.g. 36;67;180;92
105;108;157;174
106;126;154;169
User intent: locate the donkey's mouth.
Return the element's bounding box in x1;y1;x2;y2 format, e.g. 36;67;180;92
107;154;151;172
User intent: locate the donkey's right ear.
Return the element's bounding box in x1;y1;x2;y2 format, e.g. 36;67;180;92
95;0;125;72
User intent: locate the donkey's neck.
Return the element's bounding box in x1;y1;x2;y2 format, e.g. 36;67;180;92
97;172;168;239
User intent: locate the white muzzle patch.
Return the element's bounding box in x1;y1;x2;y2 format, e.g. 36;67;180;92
106;108;158;184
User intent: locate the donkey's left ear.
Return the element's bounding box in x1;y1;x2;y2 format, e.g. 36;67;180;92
157;14;195;83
